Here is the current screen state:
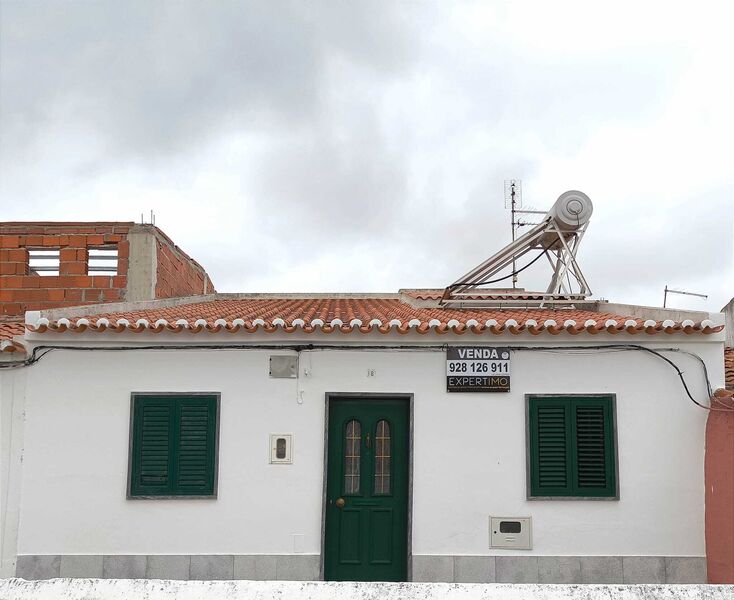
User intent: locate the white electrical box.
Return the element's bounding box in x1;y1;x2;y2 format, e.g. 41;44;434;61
490;516;532;550
269;355;298;378
270;434;293;464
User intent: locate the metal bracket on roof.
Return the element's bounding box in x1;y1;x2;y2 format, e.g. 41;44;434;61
441;191;594;309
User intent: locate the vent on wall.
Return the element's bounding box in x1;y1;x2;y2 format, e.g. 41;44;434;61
87;247;118;276
28;249;60;276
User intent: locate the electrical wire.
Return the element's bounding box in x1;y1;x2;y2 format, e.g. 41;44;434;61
1;342;729;411
447;249;549;290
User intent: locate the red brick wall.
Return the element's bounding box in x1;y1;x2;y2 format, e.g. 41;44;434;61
0;223;131;316
155;236;215;298
0;222;215;316
705;389;734;583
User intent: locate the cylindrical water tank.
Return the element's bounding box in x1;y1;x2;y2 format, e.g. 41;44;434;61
549;190;593;229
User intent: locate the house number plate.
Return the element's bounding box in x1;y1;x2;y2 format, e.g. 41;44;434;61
446;347;511;392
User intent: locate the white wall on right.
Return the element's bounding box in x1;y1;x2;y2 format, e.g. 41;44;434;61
721;297;734;347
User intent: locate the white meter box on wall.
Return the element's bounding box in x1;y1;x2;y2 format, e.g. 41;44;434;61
490;516;532;550
270;434;293;464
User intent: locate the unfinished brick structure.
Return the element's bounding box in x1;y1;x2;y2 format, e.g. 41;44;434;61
0;222;215;316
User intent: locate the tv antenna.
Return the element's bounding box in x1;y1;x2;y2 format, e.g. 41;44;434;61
504;180;547;289
663;286;707;308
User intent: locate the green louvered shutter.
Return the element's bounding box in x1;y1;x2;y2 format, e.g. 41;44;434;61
131;397;174;496
130;395;218;497
529;396;616;498
571;398;616;497
174;397;217;495
529;397;573;496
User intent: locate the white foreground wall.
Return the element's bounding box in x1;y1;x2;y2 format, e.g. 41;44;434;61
2;331;725;582
0;366;27;577
2;579;732;600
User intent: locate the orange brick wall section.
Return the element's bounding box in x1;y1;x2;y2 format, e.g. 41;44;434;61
155;236;215;298
0;223;130;315
0;222;215;316
705;389;734;583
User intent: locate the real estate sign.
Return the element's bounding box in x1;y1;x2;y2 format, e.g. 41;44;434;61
446;347;511;392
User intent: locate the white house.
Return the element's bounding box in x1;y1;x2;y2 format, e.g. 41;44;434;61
0;291;725;583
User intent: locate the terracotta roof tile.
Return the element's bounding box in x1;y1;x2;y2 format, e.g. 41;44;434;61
0;320;25;353
25;297;723;337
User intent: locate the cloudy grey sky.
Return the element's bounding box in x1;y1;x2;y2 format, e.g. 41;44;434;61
1;1;732;311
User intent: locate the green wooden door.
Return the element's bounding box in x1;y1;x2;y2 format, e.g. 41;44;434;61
324;398;409;581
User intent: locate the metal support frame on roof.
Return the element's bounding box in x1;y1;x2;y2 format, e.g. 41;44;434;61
441;191;593;308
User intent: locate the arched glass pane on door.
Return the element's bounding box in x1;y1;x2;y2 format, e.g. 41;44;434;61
374;420;391;494
344;420;361;494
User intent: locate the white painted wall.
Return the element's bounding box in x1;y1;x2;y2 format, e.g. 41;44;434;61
9;332;725;559
0;367;27;576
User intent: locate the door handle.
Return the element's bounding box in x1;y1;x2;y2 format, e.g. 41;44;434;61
335;498;345;508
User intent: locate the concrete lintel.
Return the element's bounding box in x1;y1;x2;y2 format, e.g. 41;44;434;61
36;295;219;320
579;302;716;323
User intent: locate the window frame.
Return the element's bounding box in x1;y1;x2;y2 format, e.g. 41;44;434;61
127;392;221;500
373;418;392;496
525;394;619;501
343;418;362;496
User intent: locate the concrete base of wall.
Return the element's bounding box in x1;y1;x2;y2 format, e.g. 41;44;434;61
1;578;731;600
413;555;707;584
15;555;707;584
15;555;320;582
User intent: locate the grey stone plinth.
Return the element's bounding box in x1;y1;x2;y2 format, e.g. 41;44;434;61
665;557;707;583
146;555;190;580
579;556;623;583
412;555;454;582
275;555;319;581
15;555;60;580
538;556;582;583
234;555;277;580
496;556;539;583
15;553;698;585
59;555;103;578
623;556;666;583
454;556;495;583
103;555;147;579
190;555;234;580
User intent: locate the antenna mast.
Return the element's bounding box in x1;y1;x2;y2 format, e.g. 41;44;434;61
504;180;521;289
504;180;552;292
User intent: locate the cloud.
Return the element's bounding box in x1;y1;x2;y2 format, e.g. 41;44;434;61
0;1;732;311
0;1;418;162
